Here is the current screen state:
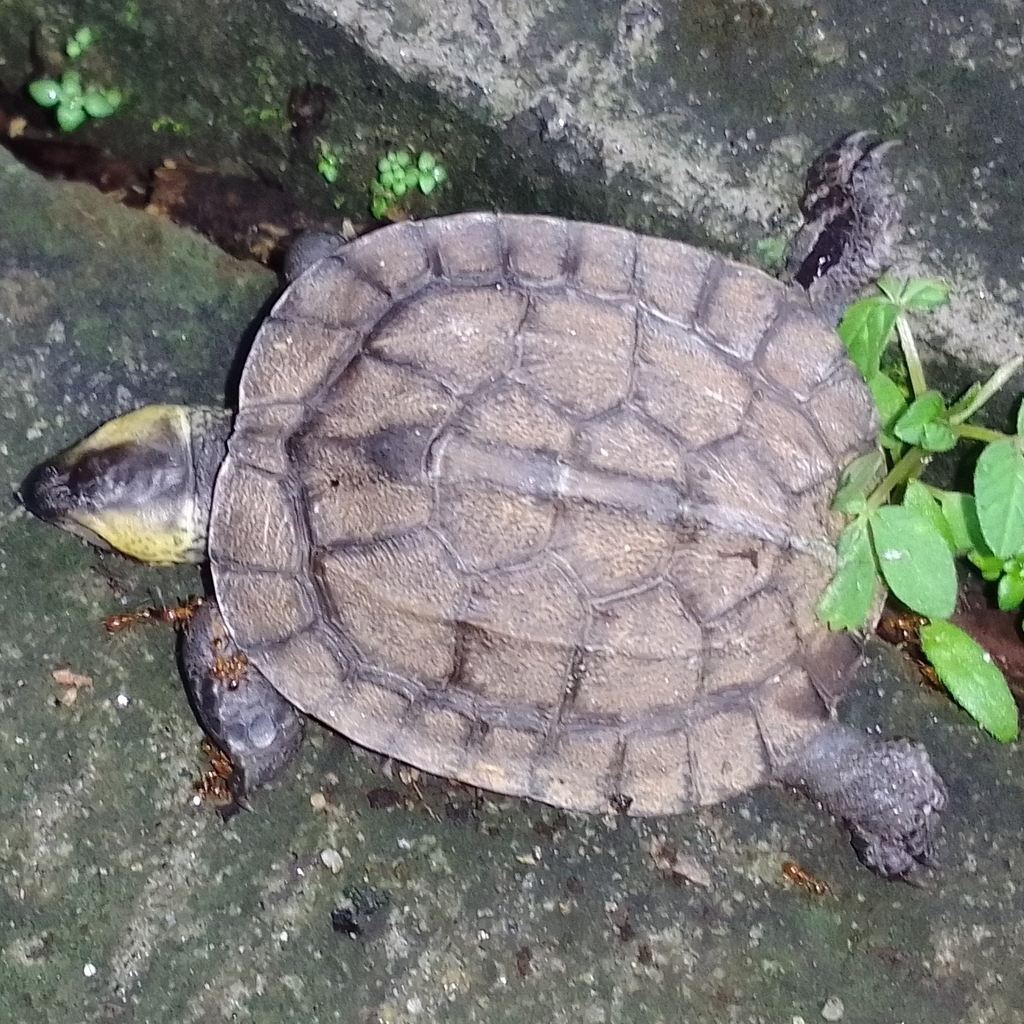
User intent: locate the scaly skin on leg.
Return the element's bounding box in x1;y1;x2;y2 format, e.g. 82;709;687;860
180;600;303;806
776;722;947;880
282;229;348;282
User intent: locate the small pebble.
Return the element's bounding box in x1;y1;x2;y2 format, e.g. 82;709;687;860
320;847;344;873
821;995;844;1021
83;963;97;977
309;791;328;812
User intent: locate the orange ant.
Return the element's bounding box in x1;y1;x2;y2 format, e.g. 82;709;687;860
782;860;831;897
875;608;940;689
194;740;234;804
104;596;204;633
208;635;249;688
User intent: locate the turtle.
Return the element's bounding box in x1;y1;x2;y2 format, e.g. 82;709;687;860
19;132;945;879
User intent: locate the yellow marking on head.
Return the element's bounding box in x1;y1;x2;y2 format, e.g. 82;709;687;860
60;404;192;462
72;508;203;565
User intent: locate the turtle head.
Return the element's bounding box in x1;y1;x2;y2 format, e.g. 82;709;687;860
19;404;232;565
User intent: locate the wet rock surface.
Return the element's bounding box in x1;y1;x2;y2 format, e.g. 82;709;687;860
299;0;1024;373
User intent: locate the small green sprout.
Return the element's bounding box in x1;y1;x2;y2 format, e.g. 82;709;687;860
27;28;121;132
819;276;1022;743
65;26;95;60
151;115;187;134
243;106;285;128
316;141;343;185
370;149;448;219
28;70;122;132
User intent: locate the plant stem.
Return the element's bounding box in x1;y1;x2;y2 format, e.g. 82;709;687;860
866;445;929;510
955;423;1011;444
895;314;928;399
949;354;1024;426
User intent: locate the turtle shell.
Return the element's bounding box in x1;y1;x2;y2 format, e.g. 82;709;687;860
208;212;876;815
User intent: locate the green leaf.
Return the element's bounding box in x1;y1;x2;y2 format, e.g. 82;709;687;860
28;79;62;107
893;391;956;452
60;70;82;99
392;179;408;198
919;621;1019;742
975;437;1024;558
897;278;949;311
417;150;436;173
838;297;900;380
867;372;907;432
432;164;447;185
868;505;958;619
922;420;957;451
56;100;86;132
903;480;956;553
875;275;902;303
395;150;412;168
419;171;436;195
997;570;1024;612
969;551;1005;580
72;26;95;51
832;451;884;514
937;491;988;555
82;90;116;118
816;518;879;630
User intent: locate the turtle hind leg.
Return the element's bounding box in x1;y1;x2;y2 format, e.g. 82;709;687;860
785;131;904;325
776;722;947;880
180;598;304;805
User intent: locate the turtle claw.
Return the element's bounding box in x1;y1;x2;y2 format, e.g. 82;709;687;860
844;737;946;880
851;790;946;880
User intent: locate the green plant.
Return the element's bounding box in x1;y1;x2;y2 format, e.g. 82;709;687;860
819;276;1021;742
151;115;187;134
65;25;94;59
243;106;286;129
370;149;447;219
316;140;343;184
27;27;122;132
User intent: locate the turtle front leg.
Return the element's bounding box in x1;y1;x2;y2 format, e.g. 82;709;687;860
776;722;946;880
283;229;350;281
180;599;303;807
